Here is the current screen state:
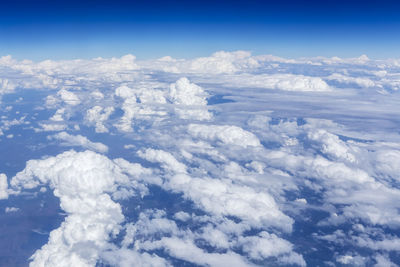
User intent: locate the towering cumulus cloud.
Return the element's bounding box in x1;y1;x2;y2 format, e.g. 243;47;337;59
10;151;148;267
168;77;212;120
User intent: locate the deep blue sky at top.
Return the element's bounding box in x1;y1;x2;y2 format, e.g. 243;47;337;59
1;0;400;60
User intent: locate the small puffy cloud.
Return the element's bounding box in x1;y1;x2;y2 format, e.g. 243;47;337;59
113;84;168;132
188;124;261;147
115;85;135;99
45;95;59;107
374;254;398;267
101;248;169;267
0;173;9;199
85;106;114;133
48;132;109;153
238;232;305;266
375;150;400;180
336;254;367;266
168;77;208;106
90;90;104;100
168;78;212;120
37;123;67;132
308;129;356;163
141;237;251;267
122;210;180;248
5;207;19;213
0;78;16;94
49;108;66;122
138;148;187;174
57;89;80;106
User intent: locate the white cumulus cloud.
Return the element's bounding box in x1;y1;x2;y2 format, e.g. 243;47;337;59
48;132;109;153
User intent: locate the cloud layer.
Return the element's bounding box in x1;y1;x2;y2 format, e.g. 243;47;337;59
1;51;400;266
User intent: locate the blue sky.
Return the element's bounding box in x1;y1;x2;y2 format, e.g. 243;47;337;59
1;0;400;60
